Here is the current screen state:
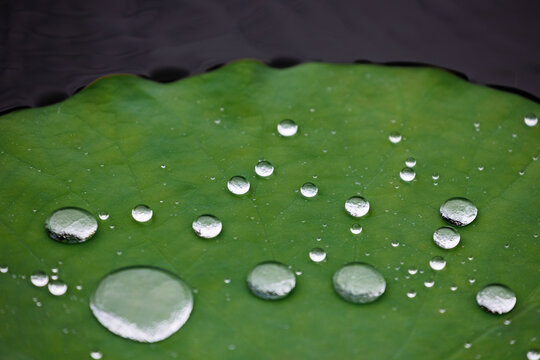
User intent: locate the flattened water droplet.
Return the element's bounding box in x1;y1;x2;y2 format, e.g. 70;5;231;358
407;291;416;298
30;270;49;287
405;157;416;167
227;176;250;195
524;113;538;127
400;167;416;182
433;227;461;249
429;256;446;271
45;207;98;243
309;248;326;263
277;119;298;137
192;215;222;239
333;262;386;304
300;182;318;198
424;280;435;288
476;284;516;314
98;212;109;221
527;350;540;360
90;351;103;359
90;266;193;343
440;197;478;226
247;261;296;300
389;131;402;144
345;196;370;218
350;223;362;234
132;205;153;223
255;161;274;177
48;279;67;296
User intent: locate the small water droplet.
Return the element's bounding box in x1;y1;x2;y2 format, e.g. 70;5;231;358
464;343;471;349
400;167;416;182
469;278;476;284
440;197;478;226
333;262;386;304
345;196;370;218
30;271;49;287
224;278;231;284
429;256;446;270
432;173;440;180
76;285;83;290
255;161;274;177
450;285;458;291
227;176;250;195
309;248;326;263
131;204;153;223
0;266;8;273
391;241;399;247
433;227;461;249
408;268;418;275
424;280;435;288
247;261;296;300
277;119;298;137
45;207;98;243
48;279;67;296
407;291;416;298
389;132;402;144
98;212;109;221
527;349;540;360
503;319;511;325
405;157;416;167
192;215;222;239
350;223;362;234
476;284;516;314
478;166;484;171
524;113;538;127
300;182;318;198
90;351;103;359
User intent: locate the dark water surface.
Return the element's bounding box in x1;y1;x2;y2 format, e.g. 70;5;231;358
1;0;539;113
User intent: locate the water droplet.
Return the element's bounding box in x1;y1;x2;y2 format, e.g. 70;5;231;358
98;212;109;221
48;279;67;296
527;349;540;360
90;351;103;359
255;161;274;177
400;167;416;182
309;248;326;263
227;176;250;195
464;343;471;349
224;278;231;284
405;157;416;167
450;285;458;291
350;223;362;234
192;215;222;239
408;268;418;275
389;132;402;144
246;261;296;300
0;266;8;273
429;256;446;271
477;165;484;171
30;271;49;287
131;204;153;223
300;182;318;198
277;119;298;137
90;266;193;343
391;241;399;247
345;196;370;218
432;173;440;180
503;319;511;325
406;291;416;298
45;207;98;243
440;197;478;226
476;284;516;314
524;113;538;127
424;280;435;288
332;262;386;304
433;227;461;249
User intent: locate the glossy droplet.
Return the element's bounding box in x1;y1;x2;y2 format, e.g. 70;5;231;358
400;167;416;182
440;197;478;226
300;182;318;198
433;227;461;249
405;157;416;167
345;196;370;218
389;131;402;144
192;215;222;239
350;223;362;234
247;261;296;300
132;204;153;223
309;248;326;263
476;284;516;315
424;280;435;288
98;212;109;221
277;119;298;137
227;176;250;195
48;279;68;296
30;270;49;287
429;256;446;270
90;351;103;359
407;291;416;298
527;350;540;360
333;262;386;304
45;207;98;243
255;161;274;177
0;266;7;273
524;113;538;127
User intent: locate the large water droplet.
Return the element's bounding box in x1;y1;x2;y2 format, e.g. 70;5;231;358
30;270;49;287
405;157;416;167
300;182;318;198
527;350;540;360
389;132;402;144
429;256;446;270
192;215;222;239
400;167;416;182
345;196;370;218
524;113;538;127
309;248;326;263
350;223;362;234
247;261;296;300
255;161;274;177
277;119;298;137
45;207;98;243
132;204;153;223
227;176;250;195
476;284;516;314
90;266;193;343
440;197;478;226
433;227;461;249
332;262;386;304
48;279;67;296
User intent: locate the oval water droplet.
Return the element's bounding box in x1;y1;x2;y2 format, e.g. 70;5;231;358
400;167;416;182
524;113;538;127
277;119;298;137
98;212;109;221
45;207;98;243
227;176;250;195
255;161;274;177
192;215;222;239
90;351;103;359
527;349;540;360
406;291;416;298
429;256;446;271
433;227;461;249
300;182;318;198
332;262;386;304
424;280;435;288
350;223;362;234
405;157;416;167
30;270;49;287
309;248;326;263
48;279;67;296
476;284;516;315
345;196;370;218
90;266;193;343
131;204;153;223
440;197;478;226
247;261;296;300
389;131;402;144
0;265;7;273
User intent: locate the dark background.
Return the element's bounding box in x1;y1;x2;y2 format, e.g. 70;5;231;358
1;0;539;114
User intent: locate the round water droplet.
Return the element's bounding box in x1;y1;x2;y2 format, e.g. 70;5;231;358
389;131;402;144
48;279;67;296
400;167;416;182
90;266;193;343
408;268;418;275
192;215;222;239
98;212;109;221
476;284;516;315
90;351;103;359
227;176;250;195
524;113;538;127
424;280;435;288
405;157;416;167
332;262;386;304
277;119;298;137
247;261;296;300
45;207;98;243
432;173;440;180
433;227;461;249
255;161;274;177
350;223;362;234
429;256;446;271
300;182;318;198
30;270;49;287
131;204;153;223
0;265;7;273
407;291;416;298
440;197;478;226
527;350;540;360
309;248;326;263
345;196;370;218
